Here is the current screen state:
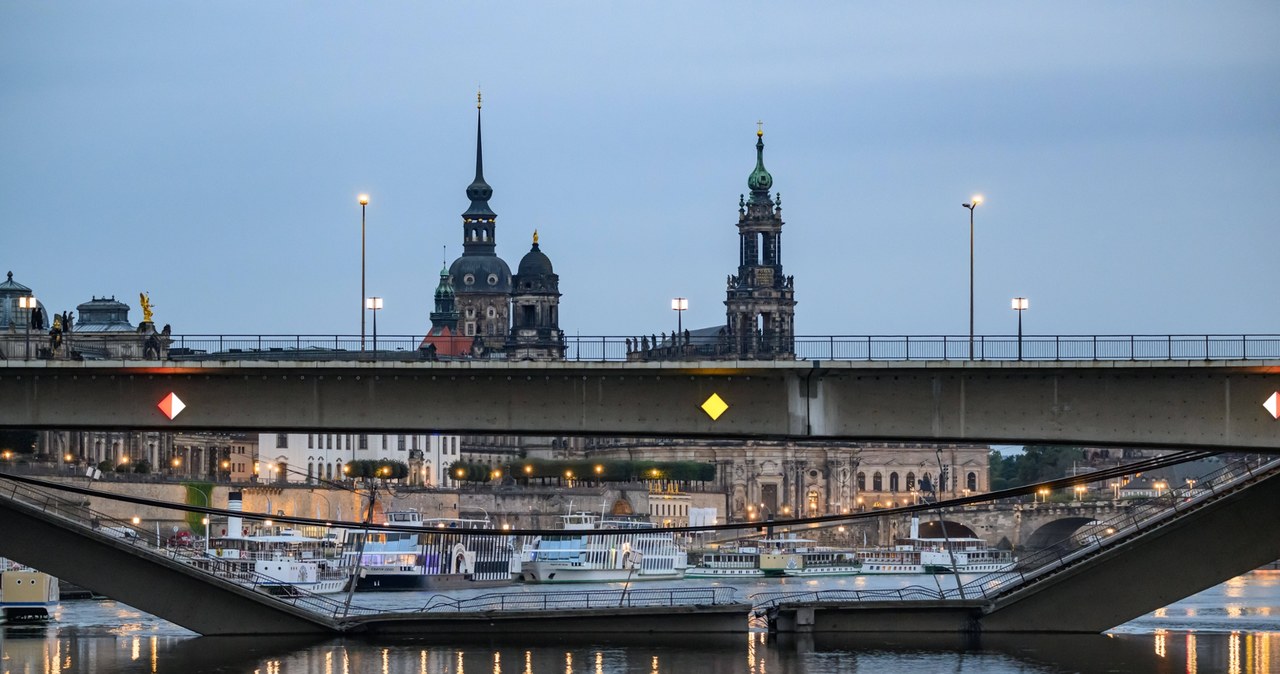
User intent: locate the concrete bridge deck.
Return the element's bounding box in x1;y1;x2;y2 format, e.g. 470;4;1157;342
2;359;1279;449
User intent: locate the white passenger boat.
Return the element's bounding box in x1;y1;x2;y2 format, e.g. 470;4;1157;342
0;559;59;623
203;492;350;596
348;511;518;591
858;517;1015;575
518;513;687;583
688;535;861;578
686;543;765;578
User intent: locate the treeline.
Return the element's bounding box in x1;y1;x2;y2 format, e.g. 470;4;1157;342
448;459;716;486
989;446;1086;491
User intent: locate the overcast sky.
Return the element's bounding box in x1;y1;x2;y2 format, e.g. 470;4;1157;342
3;3;1277;339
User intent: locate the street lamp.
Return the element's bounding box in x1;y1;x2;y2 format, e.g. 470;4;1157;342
18;295;36;359
1037;487;1050;503
366;297;383;354
671;297;688;337
1011;297;1029;360
358;193;369;351
961;196;983;359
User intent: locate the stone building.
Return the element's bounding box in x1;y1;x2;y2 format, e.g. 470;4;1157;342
443;96;565;359
628;127;796;360
726;126;796;359
257;432;461;488
0;272;169;361
580;438;989;522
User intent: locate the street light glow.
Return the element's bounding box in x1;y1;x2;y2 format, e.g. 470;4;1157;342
1011;297;1029;310
358;194;369;206
971;194;984;206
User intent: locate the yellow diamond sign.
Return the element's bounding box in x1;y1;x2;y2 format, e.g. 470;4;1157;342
701;393;729;421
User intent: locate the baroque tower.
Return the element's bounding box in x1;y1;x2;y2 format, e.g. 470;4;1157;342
448;93;513;345
507;230;565;361
724;125;796;358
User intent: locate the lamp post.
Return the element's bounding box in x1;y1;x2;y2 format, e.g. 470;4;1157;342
961;196;983;359
358;194;369;351
366;297;383;355
18;295;36;359
671;297;687;340
1011;297;1029;360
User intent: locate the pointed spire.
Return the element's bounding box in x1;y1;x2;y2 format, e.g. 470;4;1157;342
747;122;774;201
464;92;495;218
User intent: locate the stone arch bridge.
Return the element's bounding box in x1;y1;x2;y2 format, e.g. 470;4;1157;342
888;501;1138;551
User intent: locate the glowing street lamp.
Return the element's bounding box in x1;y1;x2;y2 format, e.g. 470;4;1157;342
1037;487;1050;503
961;195;983;359
671;297;688;337
18;295;37;359
1011;297;1029;360
366;297;383;354
1073;484;1087;501
358;193;369;351
1154;480;1168;497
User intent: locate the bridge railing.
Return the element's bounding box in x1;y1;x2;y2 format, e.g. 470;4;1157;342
155;333;1280;362
750;454;1280;610
341;586;741;617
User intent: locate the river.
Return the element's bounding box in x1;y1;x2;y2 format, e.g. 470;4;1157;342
4;571;1280;673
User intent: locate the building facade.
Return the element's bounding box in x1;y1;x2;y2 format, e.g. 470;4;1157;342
257;432;461;488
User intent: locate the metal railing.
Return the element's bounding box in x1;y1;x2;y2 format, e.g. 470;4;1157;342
750;455;1280;610
351;586;741;616
152;333;1280;363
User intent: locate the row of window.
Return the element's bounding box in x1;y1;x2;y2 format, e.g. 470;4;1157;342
278;434;461;454
855;470;980;492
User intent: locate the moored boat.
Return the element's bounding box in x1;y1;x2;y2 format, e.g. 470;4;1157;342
0;559;59;623
348;511;518;591
519;513;687;583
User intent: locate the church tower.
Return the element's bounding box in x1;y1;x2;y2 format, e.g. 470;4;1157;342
724;125;796;359
507;231;565;361
428;265;459;334
448;92;512;347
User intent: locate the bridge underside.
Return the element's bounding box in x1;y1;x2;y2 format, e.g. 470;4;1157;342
0;494;339;636
1;360;1277;449
772;469;1280;633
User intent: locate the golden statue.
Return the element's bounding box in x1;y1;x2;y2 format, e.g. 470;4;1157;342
533;229;539;245
139;292;154;323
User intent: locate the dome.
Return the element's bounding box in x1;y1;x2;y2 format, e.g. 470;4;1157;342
448;254;512;294
747;130;773;194
517;242;554;277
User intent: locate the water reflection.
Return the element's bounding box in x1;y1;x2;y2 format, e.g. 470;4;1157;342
6;574;1280;673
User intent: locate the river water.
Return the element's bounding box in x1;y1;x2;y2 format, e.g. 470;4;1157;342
4;571;1280;673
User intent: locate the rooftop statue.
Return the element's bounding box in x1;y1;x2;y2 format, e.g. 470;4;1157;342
139;292;154;323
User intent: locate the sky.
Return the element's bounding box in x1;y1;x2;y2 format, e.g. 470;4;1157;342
2;3;1277;339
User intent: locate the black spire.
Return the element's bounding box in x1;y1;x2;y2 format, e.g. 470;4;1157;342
463;94;495;219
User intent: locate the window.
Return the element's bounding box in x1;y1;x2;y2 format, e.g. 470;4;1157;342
872;472;882;491
856;472;866;491
359;434;368;450
276;434;287;449
889;472;899;492
307;434;314;449
967;472;978;491
464;274;475;286
906;472;916;490
486;306;496;318
487;274;498;286
398;435;406;451
382;435;388;450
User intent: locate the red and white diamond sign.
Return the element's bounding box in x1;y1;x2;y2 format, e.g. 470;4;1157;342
1265;392;1279;420
158;392;186;420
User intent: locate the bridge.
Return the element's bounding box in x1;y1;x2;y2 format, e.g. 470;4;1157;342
2;455;1277;636
2;357;1278;450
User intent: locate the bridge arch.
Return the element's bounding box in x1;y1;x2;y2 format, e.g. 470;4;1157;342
914;520;978;539
1025;516;1097;551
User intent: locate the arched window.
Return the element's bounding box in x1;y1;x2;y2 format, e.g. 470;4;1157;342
967;472;978;491
872;472;883;491
889;472;900;492
307;463;314;483
325;463;332;480
921;472;933;492
906;472;916;490
856;472;866;490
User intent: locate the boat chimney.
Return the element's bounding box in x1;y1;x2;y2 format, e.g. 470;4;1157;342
910;516;920;539
227;491;243;538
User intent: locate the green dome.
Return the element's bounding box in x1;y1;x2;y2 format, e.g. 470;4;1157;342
747;132;773;193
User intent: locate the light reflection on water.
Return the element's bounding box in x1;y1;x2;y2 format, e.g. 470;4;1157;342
4;573;1280;673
